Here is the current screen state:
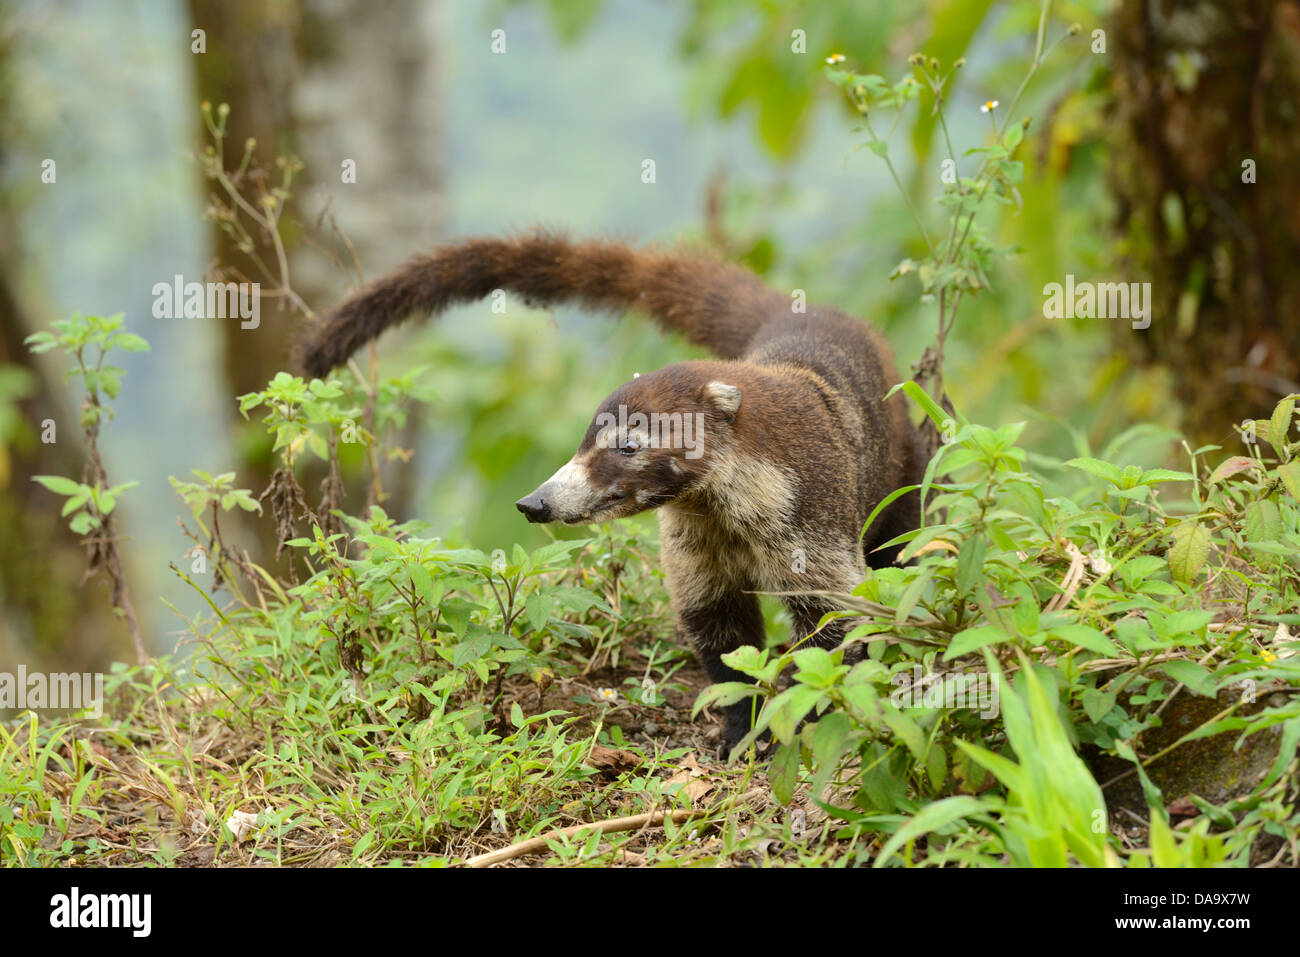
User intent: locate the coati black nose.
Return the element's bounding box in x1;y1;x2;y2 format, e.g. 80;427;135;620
516;492;552;523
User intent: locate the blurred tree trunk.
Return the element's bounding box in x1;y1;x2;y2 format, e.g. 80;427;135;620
294;0;444;517
1109;0;1300;442
294;1;444;281
187;0;303;406
187;0;440;534
0;16;123;670
187;0;308;576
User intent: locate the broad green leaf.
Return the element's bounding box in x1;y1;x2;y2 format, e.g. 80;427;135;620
953;738;1023;794
690;682;759;717
1167;522;1210;584
1160;660;1214;696
768;685;825;743
114;332;151;353
32;475;83;496
1049;624;1118;657
1137;468;1194;486
1064;457;1123;485
1081;688;1116;723
1147;808;1180;867
873;795;988;867
956;535;986;594
881;709;927;760
1270;395;1295;459
1243;499;1283;542
528;538;589;568
894;564;934;623
1277;461;1300;501
1207;456;1257;485
944;625;1012;661
769;741;801;806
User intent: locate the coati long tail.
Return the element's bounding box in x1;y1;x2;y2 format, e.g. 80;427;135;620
292;231;786;378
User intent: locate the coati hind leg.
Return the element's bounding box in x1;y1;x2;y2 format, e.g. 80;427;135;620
784;590;872;699
784;551;868;660
774;592;862;743
785;594;854;656
674;591;767;757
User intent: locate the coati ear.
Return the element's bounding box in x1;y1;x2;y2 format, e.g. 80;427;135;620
702;381;742;419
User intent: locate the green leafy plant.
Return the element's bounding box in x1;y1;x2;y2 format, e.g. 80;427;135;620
25;313;150;662
825;2;1081;451
707;379;1299;866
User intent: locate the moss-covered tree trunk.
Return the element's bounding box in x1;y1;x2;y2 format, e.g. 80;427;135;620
1108;0;1300;442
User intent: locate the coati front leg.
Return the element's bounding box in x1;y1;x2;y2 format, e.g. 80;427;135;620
675;591;766;756
684;592;858;759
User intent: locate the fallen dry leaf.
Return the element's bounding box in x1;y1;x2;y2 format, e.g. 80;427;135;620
586;744;644;774
663;752;718;806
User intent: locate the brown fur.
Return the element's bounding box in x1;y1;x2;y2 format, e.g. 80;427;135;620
293;232;784;378
294;231;927;755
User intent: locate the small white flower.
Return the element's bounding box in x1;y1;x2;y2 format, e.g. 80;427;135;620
980;99;999;113
825;52;846;65
1088;550;1111;575
596;687;619;702
226;809;260;842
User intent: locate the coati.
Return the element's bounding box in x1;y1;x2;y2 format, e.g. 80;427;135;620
294;232;927;754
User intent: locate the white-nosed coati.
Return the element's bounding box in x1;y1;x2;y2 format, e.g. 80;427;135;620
294;232;926;754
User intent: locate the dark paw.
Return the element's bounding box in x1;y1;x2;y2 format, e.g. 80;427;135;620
715;708;771;762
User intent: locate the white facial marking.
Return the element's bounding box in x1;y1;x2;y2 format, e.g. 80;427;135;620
595;423;651;451
543;458;599;517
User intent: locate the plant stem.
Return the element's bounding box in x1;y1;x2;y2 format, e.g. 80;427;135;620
864;115;936;255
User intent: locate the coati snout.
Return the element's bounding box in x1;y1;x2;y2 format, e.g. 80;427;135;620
517;369;741;525
294;232;927;757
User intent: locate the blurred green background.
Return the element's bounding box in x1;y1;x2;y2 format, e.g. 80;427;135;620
5;0;1296;669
